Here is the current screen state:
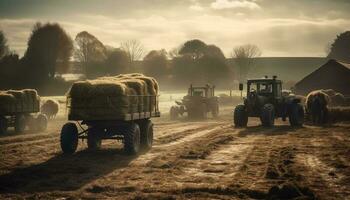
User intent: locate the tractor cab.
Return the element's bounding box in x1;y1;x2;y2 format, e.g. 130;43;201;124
187;84;215;98
247;76;282;99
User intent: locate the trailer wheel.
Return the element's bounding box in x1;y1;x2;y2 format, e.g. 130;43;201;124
260;104;275;127
234;104;248;127
87;128;102;150
37;114;48;131
139;120;153;150
124;123;140;155
60;122;78;154
15;114;26;133
289;103;304;127
0;116;8;134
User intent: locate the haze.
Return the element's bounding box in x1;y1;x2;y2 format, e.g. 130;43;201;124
1;0;350;57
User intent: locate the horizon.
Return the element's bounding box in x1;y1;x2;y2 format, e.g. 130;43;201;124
1;0;350;57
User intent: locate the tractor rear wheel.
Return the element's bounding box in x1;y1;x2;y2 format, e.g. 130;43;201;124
60;122;78;154
15;114;26;133
234;104;248;127
0;116;8;134
87;128;102;150
289;103;304;127
260;104;275;127
124;123;141;155
139;119;153;150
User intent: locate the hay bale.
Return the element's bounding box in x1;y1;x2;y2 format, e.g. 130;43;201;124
0;89;39;113
330;93;345;107
321;89;336;97
41;99;59;119
67;73;159;120
306;90;330;124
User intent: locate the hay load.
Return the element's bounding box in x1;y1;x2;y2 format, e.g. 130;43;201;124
41;99;60;119
0;89;40;114
67;73;159;120
306;90;330;124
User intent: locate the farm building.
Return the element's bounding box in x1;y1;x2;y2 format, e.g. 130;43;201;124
293;59;350;96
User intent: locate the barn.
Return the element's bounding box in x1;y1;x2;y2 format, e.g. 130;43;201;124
293;59;350;96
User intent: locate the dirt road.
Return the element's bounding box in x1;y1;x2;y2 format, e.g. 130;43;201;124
0;108;349;199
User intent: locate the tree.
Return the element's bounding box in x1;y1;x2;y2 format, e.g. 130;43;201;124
230;44;262;82
179;39;207;60
143;49;168;80
0;31;9;59
105;48;130;75
328;31;350;63
74;31;107;74
120;40;145;65
24;22;73;80
172;39;231;84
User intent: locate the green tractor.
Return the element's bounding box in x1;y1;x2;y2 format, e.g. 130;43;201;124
170;84;219;119
234;76;304;127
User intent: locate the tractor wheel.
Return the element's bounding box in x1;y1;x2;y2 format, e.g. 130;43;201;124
211;104;219;118
15;114;26;133
60;122;78;154
260;104;275;127
138;119;153;150
234;104;248;127
124;123;141;155
200;103;207;119
36;113;48;131
289;103;304;127
0;116;8;134
87;128;102;150
170;106;179;120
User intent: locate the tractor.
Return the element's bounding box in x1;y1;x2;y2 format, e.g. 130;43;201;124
234;76;304;127
170;84;219;119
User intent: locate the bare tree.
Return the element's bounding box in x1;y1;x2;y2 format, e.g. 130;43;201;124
230;44;262;82
74;31;106;74
120;40;145;65
0;30;9;59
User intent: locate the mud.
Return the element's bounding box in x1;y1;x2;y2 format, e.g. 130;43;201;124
0;106;349;199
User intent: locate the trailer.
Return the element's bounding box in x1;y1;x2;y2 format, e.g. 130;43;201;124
0;90;48;134
60;74;160;155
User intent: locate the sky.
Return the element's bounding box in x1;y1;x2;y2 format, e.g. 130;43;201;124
0;0;350;57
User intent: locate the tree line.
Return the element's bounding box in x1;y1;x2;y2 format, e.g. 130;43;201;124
1;22;350;92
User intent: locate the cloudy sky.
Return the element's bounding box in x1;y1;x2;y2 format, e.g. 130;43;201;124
0;0;349;57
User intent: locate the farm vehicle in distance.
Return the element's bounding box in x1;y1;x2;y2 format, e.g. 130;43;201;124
170;84;219;119
234;76;304;127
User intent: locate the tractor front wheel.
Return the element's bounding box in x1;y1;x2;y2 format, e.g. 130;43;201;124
260;104;275;127
234;104;248;127
289;103;304;127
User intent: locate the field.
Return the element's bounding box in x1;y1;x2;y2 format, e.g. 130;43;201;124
0;94;349;199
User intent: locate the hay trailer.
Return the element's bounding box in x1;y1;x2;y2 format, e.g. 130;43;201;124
0;89;48;134
170;84;219;119
60;74;160;155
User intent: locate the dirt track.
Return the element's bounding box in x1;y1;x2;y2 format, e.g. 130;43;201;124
0;108;349;199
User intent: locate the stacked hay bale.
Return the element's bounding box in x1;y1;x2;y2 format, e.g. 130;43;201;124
305;90;330;124
41;99;60;119
0;89;40;114
320;89;346;106
67;73;159;120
